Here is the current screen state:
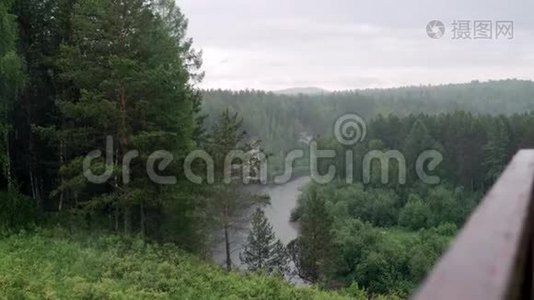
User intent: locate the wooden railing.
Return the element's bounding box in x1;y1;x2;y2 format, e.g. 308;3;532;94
413;150;534;300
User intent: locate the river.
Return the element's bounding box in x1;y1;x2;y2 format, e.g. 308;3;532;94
211;176;311;270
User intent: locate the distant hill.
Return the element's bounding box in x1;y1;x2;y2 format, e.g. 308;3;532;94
274;87;330;95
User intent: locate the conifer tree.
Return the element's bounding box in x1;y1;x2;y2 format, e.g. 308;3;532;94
295;186;334;283
0;0;24;189
482;117;510;184
240;208;289;275
205;110;269;271
52;0;202;238
402;119;441;184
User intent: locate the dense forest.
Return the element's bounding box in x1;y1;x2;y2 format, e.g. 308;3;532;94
0;0;533;299
0;0;212;249
286;111;534;296
202;80;534;156
202;86;534;296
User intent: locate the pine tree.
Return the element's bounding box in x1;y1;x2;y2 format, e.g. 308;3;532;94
10;0;76;207
0;0;24;189
402;118;441;184
205;110;269;271
0;0;36;229
52;0;202;238
240;208;289;275
482;117;510;184
295;186;334;283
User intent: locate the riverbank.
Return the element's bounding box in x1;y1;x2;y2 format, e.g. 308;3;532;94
211;177;311;269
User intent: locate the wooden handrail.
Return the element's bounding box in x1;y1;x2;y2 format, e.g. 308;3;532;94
413;150;534;300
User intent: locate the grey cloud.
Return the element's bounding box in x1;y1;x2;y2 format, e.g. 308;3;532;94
177;0;534;90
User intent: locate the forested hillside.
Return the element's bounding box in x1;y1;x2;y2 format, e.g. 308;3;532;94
285;110;534;295
202;80;534;156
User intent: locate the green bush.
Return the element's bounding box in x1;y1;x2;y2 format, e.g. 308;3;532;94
0;230;348;299
0;190;36;231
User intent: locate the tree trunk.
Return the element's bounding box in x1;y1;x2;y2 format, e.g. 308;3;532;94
224;225;232;271
114;205;119;232
124;207;130;235
4;118;12;191
140;203;145;237
113;149;119;232
28;129;42;211
58;139;65;211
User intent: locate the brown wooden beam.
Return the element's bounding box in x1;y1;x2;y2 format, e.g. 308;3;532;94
413;150;534;300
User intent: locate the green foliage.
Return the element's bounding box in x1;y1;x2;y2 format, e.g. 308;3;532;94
341;282;367;299
202;110;271;270
332;219;454;296
0;230;348;299
398;195;431;230
0;190;35;231
202;80;534;161
0;0;23;186
483;117;511;183
294;182;462;296
45;0;204;241
205;109;247;175
240;208;289;275
294;186;335;284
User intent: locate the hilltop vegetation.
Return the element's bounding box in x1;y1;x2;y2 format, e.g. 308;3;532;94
0;230;354;300
202;80;534;155
285;109;534;295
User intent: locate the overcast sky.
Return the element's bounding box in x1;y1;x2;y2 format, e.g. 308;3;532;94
177;0;534;91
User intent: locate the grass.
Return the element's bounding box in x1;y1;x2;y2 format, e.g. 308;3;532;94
0;228;350;300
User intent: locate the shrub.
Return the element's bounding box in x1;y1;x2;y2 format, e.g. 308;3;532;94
0;190;36;231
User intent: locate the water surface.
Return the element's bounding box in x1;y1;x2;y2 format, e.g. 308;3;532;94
212;177;311;269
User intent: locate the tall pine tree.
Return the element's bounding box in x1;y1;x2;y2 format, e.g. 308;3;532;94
205;109;269;271
52;0;202;239
482;117;510;184
0;0;24;189
293;186;334;284
240;208;289;275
